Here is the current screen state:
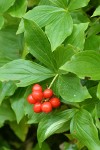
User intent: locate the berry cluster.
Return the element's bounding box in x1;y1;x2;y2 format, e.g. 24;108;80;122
27;84;61;113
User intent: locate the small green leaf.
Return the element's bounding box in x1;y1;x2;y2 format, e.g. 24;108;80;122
58;74;91;103
65;23;89;51
0;81;17;105
24;19;56;71
0;15;4;30
68;0;90;11
8;0;27;18
92;5;100;17
84;35;100;51
9;118;29;141
70;109;100;150
37;109;77;147
0;101;15;127
0;59;54;87
61;50;100;80
0;0;15;13
45;11;73;51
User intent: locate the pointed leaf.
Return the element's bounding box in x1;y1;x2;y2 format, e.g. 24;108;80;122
0;59;55;87
61;50;100;80
92;5;100;17
65;23;89;51
68;0;90;11
58;75;91;103
37;109;77;147
24;19;56;71
70;109;100;150
45;11;73;51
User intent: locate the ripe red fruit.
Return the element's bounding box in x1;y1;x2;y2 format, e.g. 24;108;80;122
27;94;37;104
32;91;43;101
50;97;61;108
33;102;42;113
41;102;52;113
43;89;53;98
32;84;42;92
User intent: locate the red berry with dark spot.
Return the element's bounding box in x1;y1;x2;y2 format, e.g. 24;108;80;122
32;91;43;101
41;101;52;113
33;102;42;113
43;89;53;98
27;94;37;104
32;84;42;92
50;97;61;108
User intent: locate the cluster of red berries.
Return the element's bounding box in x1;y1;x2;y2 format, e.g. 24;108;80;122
27;84;61;113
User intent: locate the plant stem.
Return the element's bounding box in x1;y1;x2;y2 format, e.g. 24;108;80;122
48;74;58;89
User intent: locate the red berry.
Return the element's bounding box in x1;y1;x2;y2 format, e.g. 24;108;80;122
32;84;42;92
32;91;43;101
33;102;42;113
43;89;53;98
27;94;37;104
50;97;61;108
41;102;52;113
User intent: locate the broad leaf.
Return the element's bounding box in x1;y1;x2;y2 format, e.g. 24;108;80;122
0;25;24;67
70;109;100;150
8;0;27;18
92;5;100;17
24;19;56;71
24;5;66;27
68;0;90;11
58;75;91;103
0;15;4;29
84;35;100;51
65;23;89;51
0;81;17;105
45;11;73;51
53;45;75;69
61;50;100;80
37;109;77;147
0;59;55;87
0;0;15;13
9;118;29;141
0;101;15;127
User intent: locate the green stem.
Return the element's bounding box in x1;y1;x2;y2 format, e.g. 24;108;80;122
48;74;58;89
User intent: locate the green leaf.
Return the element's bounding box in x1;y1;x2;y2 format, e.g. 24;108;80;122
0;101;15;127
0;15;4;30
37;109;77;147
97;82;100;100
70;109;100;150
92;5;100;17
65;23;89;51
0;0;15;13
61;50;100;80
24;5;66;27
49;0;68;9
33;142;50;150
58;74;91;103
45;11;73;51
0;59;55;87
68;0;90;11
0;25;24;67
70;10;90;24
0;81;17;105
24;19;56;71
8;0;27;18
84;35;100;51
53;45;75;69
9;118;28;141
